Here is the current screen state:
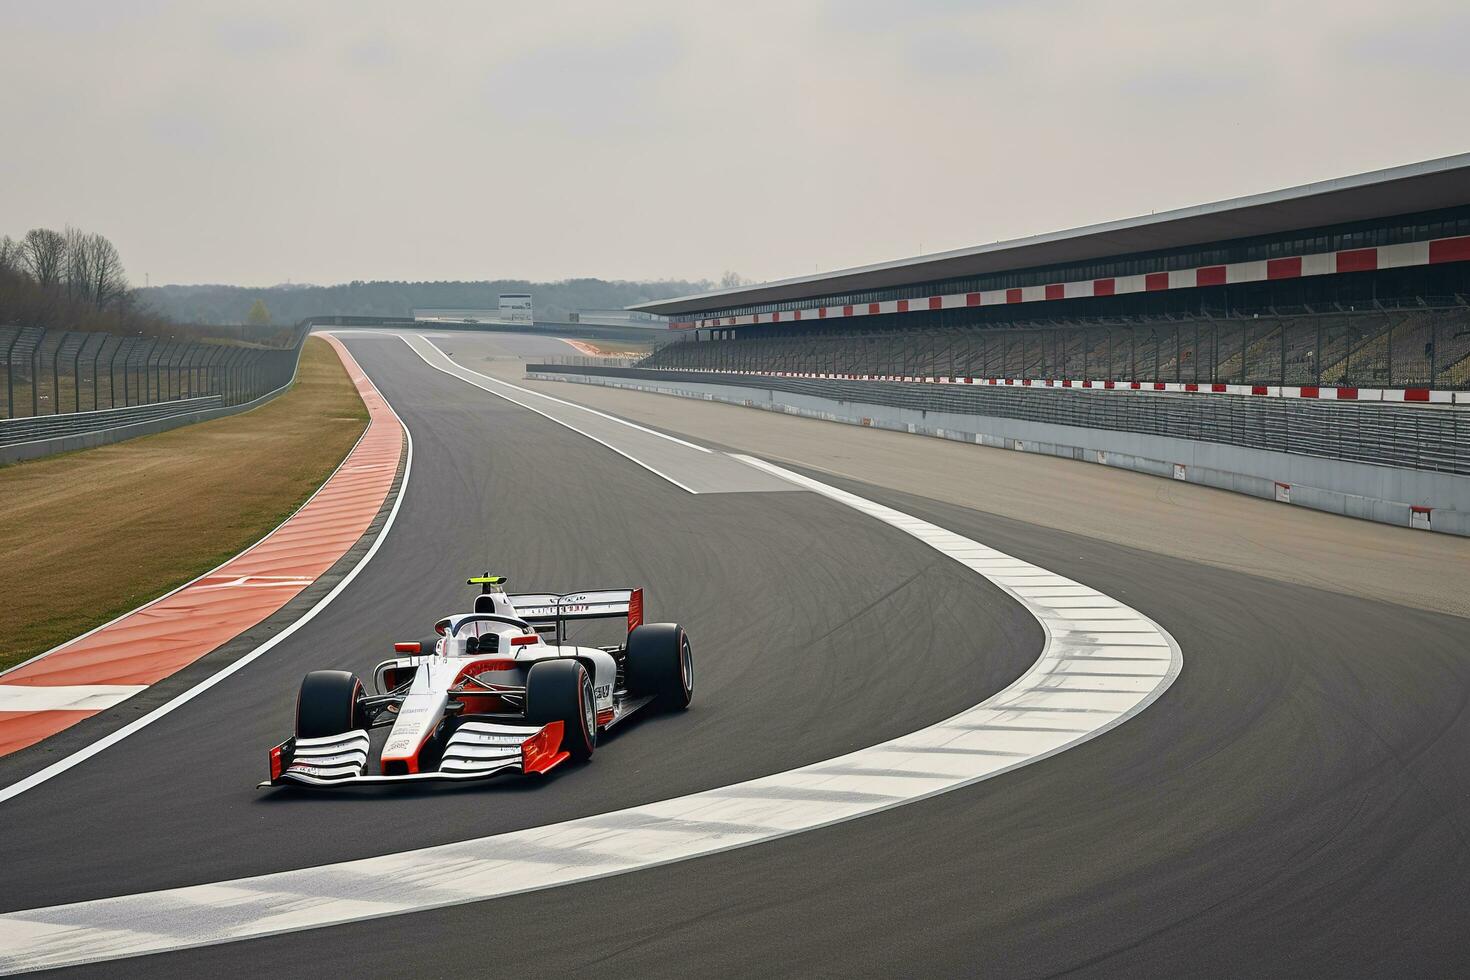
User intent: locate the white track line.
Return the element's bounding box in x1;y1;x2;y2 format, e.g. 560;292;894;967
0;455;1181;974
0;345;413;806
410;334;710;452
397;333;708;494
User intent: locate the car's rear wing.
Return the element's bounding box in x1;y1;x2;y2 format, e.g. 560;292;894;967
507;588;644;639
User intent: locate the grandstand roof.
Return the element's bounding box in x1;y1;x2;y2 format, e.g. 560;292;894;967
632;153;1470;317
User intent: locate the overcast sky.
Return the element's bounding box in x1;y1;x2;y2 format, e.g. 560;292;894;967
1;0;1466;288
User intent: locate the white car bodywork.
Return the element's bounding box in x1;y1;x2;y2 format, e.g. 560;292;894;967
262;583;659;787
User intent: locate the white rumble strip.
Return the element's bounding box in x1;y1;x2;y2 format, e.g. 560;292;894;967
0;419;1181;976
0;685;147;712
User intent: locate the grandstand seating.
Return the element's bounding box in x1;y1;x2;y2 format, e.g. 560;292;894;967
644;306;1470;389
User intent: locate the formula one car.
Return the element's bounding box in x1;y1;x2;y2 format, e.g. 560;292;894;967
259;575;693;787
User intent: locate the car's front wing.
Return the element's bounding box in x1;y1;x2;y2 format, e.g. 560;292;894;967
259;719;567;788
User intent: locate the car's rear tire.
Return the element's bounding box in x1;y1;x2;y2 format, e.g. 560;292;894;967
526;659;595;763
296;669;367;739
626;623;693;711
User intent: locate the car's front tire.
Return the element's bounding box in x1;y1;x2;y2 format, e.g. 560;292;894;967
295;669;367;739
626;623;693;711
526;659;596;763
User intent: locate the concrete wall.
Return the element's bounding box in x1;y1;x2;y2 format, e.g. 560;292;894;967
529;369;1470;537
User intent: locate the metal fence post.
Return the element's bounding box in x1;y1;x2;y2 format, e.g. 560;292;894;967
106;339;118;409
146;338;161;403
196;347;210;397
52;331;64;415
71;332;84;412
234;348;246;402
3;329;18;420
218;349;232;403
199;345;211;397
91;335;103;411
205;347;225;396
31;328;43;417
179;345;192;398
196;346;209;397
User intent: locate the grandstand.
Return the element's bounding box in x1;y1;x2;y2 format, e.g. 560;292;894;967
633;155;1470;392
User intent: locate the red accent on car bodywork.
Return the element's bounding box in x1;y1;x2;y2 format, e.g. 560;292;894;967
521;721;569;774
628;588;644;632
393;642;420;653
596;707;615;727
453;659;520;685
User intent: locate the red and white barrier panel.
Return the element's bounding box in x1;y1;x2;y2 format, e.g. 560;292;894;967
681;235;1470;329
666;368;1468;405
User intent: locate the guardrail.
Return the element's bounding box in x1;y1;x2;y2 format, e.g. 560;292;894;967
0;395;222;447
528;364;1470;477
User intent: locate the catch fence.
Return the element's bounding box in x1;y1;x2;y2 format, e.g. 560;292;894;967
0;324;308;421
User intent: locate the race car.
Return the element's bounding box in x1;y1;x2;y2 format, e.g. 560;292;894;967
259;575;693;788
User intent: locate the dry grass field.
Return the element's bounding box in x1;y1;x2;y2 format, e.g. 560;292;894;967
0;337;369;672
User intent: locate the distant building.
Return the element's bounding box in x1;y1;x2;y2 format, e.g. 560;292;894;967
498;293;533;324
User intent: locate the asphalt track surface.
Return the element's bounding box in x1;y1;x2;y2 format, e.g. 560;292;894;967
7;333;1470;977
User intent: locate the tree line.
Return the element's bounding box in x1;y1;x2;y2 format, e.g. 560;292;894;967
3;225;745;338
0;226;168;335
0;228;305;345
